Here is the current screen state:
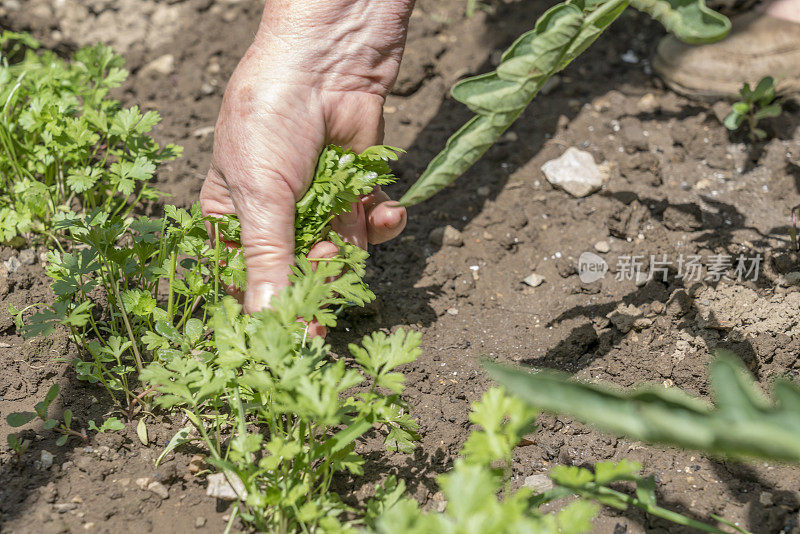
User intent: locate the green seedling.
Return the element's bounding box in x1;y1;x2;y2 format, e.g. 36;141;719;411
88;417;125;434
6;384;87;446
550;460;750;534
724;76;783;141
7;433;31;464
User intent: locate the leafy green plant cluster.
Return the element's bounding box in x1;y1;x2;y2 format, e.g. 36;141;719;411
143;280;421;531
10;142;426;531
370;388;742;534
369;388;598;534
0;32;180;243
11;203;241;413
724;76;783;141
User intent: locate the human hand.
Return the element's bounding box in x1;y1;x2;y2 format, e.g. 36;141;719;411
200;0;414;331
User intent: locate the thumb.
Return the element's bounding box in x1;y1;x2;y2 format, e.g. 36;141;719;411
233;176;298;314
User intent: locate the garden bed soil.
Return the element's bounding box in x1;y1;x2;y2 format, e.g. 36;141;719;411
2;0;800;532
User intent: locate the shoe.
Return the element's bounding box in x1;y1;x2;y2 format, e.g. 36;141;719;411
653;12;800;99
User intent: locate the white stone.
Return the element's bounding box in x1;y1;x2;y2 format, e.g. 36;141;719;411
141;54;174;76
192;125;215;138
523;474;553;493
4;256;20;274
206;472;247;501
147;481;169;500
429;225;463;247
594;240;610;254
541;148;607;198
19;249;36;265
637;93;659;114
522;273;545;287
40;450;54;469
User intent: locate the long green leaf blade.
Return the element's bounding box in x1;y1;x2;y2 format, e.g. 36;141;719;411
486;351;800;463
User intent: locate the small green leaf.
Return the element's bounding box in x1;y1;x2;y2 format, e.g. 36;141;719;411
43;384;60;408
55;434;68;447
731;102;750;114
724;111;744;131
753;103;782;121
594;459;641;484
43;419;59;430
63;409;72;429
6;412;37;427
635;475;657;507
101;417;125;433
156;426;194;466
751;76;774;101
137;418;149;446
184;318;204;345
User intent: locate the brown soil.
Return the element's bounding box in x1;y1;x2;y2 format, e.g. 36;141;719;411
2;0;800;533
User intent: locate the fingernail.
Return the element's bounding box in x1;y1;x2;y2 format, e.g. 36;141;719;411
245;284;275;314
385;205;405;227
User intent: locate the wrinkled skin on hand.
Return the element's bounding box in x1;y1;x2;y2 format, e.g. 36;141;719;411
200;0;415;334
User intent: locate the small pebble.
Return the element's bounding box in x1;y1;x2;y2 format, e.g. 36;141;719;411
523;474;554;493
522;273;545;287
476;186;491;197
636;93;659;114
594;240;610;254
192;125;215;138
141;54;174;76
621;50;639;63
53;503;77;513
541;147;607;198
429;225;464;247
195;517;207;528
18;249;36;265
147;481;169;500
40;450;54;469
446;308;459;316
207;472;247;501
4;256;20;274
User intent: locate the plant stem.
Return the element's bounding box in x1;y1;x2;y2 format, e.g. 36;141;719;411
167;250;178;321
111;269;143;373
586;485;745;534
